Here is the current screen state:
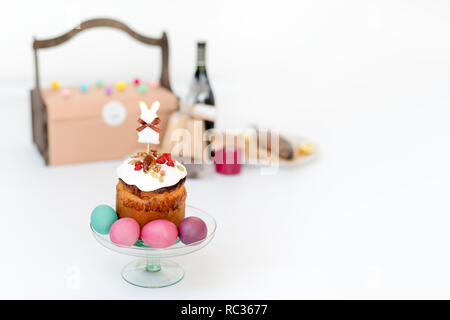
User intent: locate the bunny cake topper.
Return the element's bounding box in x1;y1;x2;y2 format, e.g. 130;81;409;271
136;101;161;145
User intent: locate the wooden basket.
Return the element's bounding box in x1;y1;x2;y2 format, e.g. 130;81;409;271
30;18;177;165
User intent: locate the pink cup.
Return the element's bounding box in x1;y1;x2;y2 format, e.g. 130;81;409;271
214;148;242;175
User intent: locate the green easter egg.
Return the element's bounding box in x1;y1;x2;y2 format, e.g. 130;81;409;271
138;84;148;94
91;205;118;234
95;80;104;88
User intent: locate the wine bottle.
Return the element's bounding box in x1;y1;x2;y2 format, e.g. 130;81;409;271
186;41;216;132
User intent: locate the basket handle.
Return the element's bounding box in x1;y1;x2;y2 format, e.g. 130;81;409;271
33;18;171;90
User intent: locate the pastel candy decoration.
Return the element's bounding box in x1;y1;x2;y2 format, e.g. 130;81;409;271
116;81;126;91
109;218;140;246
133;78;141;86
105;86;113;95
51;81;60;90
90;204;118;235
178;217;207;244
141;219;178;248
95;80;104;88
137;101;160;144
80;83;88;92
61;88;71;98
138;84;147;94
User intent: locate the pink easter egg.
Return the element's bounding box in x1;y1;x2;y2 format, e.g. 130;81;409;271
141;219;178;248
109;218;140;246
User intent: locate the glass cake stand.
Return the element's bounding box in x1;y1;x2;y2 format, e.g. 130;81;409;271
91;205;216;288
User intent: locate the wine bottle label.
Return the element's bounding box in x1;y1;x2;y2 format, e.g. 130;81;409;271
190;103;216;121
197;43;206;67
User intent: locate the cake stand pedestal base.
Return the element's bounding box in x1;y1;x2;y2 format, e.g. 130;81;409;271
121;257;184;288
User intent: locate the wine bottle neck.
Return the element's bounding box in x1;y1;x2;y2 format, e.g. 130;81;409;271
197;44;206;68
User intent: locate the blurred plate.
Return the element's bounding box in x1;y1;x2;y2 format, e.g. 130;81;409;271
244;135;319;168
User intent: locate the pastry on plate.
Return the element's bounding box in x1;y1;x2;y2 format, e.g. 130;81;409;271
243;128;316;163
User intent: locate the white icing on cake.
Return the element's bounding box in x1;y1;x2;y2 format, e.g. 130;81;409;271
117;157;187;192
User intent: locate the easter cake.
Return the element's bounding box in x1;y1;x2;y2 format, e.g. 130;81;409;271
116;150;187;227
115;100;187;227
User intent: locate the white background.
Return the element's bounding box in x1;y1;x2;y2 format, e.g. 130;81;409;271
1;0;450;299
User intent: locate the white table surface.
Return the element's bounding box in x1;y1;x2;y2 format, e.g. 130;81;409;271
1;84;450;300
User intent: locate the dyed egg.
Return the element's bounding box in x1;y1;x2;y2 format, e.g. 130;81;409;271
138;84;147;94
133;78;140;85
105;86;113;95
61;88;71;98
95;80;104;88
141;219;178;248
51;81;60;90
178;217;207;244
80;83;88;92
115;81;126;91
90;204;118;235
150;80;160;88
110;218;140;246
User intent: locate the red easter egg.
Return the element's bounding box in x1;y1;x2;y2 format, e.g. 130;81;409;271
178;217;207;245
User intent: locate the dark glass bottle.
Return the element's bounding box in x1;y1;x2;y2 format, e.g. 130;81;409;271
187;41;215;131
